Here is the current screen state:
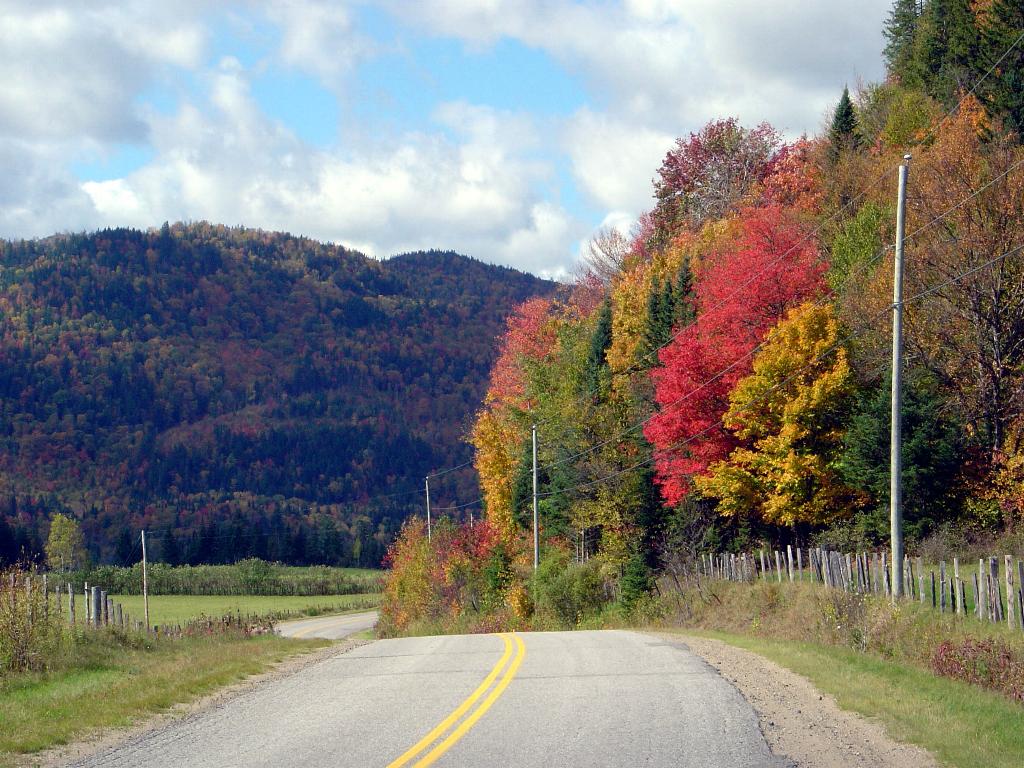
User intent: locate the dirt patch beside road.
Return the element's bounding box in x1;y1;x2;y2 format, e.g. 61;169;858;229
657;633;938;768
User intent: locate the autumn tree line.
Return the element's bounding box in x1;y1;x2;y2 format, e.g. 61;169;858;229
379;0;1024;634
0;224;554;569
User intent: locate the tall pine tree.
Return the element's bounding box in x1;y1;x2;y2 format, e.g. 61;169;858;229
829;86;861;162
914;0;980;104
672;257;695;327
980;0;1024;138
584;299;613;398
884;0;923;84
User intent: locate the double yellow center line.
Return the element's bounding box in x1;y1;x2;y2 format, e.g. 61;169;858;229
387;633;527;767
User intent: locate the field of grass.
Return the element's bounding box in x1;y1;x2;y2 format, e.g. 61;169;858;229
0;632;329;766
682;630;1024;768
113;593;381;626
71;560;383;596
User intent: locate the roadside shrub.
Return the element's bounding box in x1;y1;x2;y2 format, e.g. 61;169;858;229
932;638;1024;703
533;553;609;628
378;517;521;637
0;569;66;674
620;551;655;611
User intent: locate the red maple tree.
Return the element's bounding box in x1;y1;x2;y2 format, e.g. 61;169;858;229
643;205;828;505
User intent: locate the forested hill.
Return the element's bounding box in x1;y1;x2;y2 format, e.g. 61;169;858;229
0;222;556;567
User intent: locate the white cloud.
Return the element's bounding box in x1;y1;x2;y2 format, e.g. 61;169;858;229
0;1;210;143
77;60;583;274
564;109;674;212
0;140;99;237
383;0;890;254
264;0;375;87
386;0;890;134
0;0;894;277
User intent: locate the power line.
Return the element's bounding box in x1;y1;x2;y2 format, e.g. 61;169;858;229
538;238;1023;501
419;27;1024;499
536;151;1024;476
426;459;475;480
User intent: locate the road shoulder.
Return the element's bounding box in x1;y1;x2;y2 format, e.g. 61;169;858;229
22;637;371;768
652;631;938;768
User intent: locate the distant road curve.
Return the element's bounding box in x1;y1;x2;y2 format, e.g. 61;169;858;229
276;610;378;640
72;630;791;767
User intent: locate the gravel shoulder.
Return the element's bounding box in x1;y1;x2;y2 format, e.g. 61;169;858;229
654;632;938;768
23;638;369;768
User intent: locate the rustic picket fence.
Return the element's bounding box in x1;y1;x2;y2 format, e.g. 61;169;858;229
3;571;143;633
700;546;1024;632
4;571;273;640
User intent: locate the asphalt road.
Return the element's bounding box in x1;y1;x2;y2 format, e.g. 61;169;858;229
276;610;379;640
73;631;791;767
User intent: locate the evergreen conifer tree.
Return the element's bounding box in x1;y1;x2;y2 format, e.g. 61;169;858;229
884;0;923;84
914;0;980;104
828;87;860;162
980;0;1024;137
584;299;613;398
673;258;695;326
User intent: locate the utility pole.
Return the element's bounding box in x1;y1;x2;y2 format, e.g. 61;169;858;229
425;476;432;542
890;155;911;600
532;424;539;571
141;529;150;631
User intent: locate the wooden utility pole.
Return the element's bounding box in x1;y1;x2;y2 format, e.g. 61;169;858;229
532;424;539;571
141;530;150;631
425;477;432;542
890;155;910;600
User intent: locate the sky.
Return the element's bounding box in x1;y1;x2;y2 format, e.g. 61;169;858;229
0;0;892;279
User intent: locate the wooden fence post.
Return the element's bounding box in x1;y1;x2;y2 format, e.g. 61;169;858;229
1006;555;1015;631
953;558;961;614
978;560;986;619
1018;560;1024;630
939;561;947;612
25;575;33;629
68;582;75;625
990;558;1003;623
973;572;981;619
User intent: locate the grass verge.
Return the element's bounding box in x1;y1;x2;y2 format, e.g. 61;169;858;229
113;593;380;626
0;631;329;766
673;629;1024;768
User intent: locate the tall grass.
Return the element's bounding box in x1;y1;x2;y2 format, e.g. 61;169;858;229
654;577;1024;703
68;559;382;596
1;569;66;674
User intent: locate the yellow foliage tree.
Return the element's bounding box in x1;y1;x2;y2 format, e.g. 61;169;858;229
470;408;524;540
696;302;857;526
606;239;693;376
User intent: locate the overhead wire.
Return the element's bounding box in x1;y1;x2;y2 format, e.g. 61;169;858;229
536;151;1024;476
539;235;1022;500
360;28;1024;514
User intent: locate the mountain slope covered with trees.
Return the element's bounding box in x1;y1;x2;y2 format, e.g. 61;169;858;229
0;223;555;567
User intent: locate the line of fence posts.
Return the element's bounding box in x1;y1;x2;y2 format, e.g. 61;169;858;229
697;546;1024;632
4;571;280;642
3;572;138;633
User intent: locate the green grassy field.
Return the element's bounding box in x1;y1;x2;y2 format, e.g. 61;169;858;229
114;593;381;626
0;633;329;766
680;630;1024;768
